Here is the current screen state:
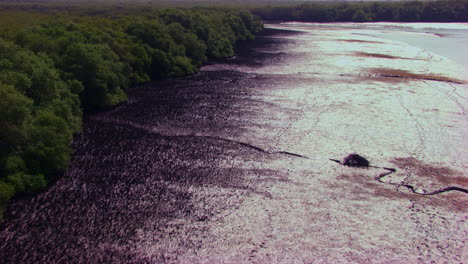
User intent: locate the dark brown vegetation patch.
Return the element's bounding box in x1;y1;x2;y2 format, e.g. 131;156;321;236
355;52;414;60
369;68;466;84
391;157;467;188
339;39;384;44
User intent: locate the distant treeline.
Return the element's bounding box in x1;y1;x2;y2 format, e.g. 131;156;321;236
0;7;262;219
252;0;468;22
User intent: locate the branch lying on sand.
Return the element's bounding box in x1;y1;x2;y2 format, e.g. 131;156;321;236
330;154;468;196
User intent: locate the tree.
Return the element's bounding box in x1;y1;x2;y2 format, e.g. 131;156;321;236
352;9;372;22
63;43;128;109
0;84;32;159
167;22;207;66
24;110;73;178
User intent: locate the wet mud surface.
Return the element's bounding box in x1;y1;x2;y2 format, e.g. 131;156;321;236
1;24;467;263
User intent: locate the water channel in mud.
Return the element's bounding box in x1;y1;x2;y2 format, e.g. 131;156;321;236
1;22;467;263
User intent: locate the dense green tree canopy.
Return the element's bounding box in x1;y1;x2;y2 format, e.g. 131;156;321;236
0;38;81;217
0;7;263;220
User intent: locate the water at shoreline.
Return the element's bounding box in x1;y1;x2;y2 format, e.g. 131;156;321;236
277;22;468;70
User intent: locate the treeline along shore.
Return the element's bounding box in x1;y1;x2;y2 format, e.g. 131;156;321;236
0;5;263;219
252;0;468;22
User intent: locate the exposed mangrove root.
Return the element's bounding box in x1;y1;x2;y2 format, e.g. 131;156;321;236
277;151;309;159
90;116;310;159
204;136;310;159
330;156;468;196
375;171;468;196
